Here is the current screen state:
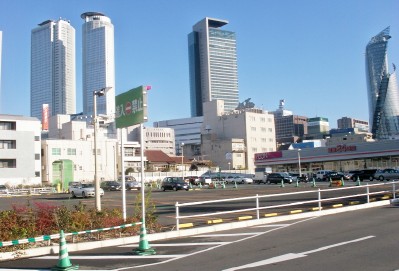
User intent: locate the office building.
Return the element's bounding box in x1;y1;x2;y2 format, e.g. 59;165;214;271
188;17;239;117
128;126;176;155
365;26;399;139
307;117;329;139
337;117;369;133
81;12;115;117
30;19;76;122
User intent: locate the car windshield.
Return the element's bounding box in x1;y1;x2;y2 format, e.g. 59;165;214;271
0;185;6;189
82;184;94;188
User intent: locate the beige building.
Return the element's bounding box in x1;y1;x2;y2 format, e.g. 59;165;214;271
201;100;276;171
128;126;175;155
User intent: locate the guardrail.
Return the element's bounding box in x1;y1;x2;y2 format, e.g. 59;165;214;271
0;222;142;248
1;187;57;196
175;181;398;230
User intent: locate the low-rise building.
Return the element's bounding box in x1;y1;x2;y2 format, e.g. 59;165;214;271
0;115;41;186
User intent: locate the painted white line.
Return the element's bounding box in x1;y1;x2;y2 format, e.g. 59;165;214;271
223;253;307;271
195;233;261;237
222;236;375;271
120;242;229;247
37;254;184;260
253;224;291;228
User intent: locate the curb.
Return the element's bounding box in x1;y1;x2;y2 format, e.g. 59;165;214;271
0;200;390;261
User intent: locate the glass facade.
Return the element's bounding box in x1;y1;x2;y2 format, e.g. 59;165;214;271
188;18;239;117
365;27;399;139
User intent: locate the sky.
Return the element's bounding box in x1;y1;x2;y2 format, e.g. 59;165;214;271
0;0;398;129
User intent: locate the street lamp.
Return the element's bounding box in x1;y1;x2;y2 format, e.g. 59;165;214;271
93;87;111;212
181;142;184;179
297;149;302;177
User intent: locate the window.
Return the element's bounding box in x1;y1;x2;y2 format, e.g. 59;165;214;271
35;154;40;160
67;148;76;155
0;121;16;130
0;159;16;168
0;140;16;149
52;148;61;155
35;136;40;141
35;171;40;177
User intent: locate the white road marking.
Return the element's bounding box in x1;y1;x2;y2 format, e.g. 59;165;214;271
222;235;375;271
195;232;261;237
38;254;183;260
120;242;229;247
253;224;291;228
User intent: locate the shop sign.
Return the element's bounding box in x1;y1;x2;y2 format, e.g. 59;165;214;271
328;144;357;153
255;151;282;161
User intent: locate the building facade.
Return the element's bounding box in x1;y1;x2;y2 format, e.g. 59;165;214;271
0;115;41;186
154;116;203;156
365;26;399;139
128;126;176;156
188;17;239;117
31;19;76;122
307;117;330;139
202;100;276;171
81;12;115;118
337;117;369;133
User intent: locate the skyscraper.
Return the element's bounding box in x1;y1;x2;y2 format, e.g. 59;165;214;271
365;26;399;139
81;12;115;117
30;19;76;121
188;17;239;117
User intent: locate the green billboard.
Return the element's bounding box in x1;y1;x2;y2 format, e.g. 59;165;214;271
115;86;148;128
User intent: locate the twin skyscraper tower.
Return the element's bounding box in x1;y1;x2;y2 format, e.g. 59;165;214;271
31;12;115;121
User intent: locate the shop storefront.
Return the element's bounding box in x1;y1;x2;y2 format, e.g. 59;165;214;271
254;140;399;174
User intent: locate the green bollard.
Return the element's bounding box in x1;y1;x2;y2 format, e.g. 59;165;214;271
341;177;345;187
295;179;299;187
311;177;317;187
234;181;238;189
356;176;361;186
329;178;332;187
199;182;202;189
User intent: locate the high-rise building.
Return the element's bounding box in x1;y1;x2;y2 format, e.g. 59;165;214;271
365;26;399;139
188;17;239;117
307;117;329;139
337;117;369;133
81;12;115;117
30;19;76;121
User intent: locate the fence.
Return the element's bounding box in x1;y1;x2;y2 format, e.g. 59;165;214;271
174;181;398;230
0;222;142;248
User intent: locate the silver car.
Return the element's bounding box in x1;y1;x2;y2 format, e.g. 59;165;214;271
374;168;399;181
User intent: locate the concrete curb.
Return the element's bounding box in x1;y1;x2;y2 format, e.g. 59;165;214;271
0;200;390;261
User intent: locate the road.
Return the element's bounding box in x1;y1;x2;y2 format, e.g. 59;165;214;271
0;205;397;270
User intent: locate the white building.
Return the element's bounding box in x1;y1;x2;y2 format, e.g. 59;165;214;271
81;12;115;118
41;115;143;189
202;100;276;171
30;19;76;122
0;115;41;186
128;126;176;155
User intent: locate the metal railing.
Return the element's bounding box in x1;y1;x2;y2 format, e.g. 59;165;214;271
175;181;398;230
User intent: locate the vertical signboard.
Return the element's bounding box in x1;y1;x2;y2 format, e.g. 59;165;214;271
42;104;49;130
115;86;148;128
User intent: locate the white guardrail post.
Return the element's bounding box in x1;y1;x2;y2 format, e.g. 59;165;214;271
175;202;180;231
366;184;370;203
256;194;260;219
318;188;322;211
393;182;396;199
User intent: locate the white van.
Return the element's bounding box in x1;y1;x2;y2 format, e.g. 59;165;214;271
315;170;332;180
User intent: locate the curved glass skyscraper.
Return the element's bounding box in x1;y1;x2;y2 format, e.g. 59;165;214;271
365;27;399;139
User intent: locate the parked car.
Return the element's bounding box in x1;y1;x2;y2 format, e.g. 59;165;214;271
322;171;346;181
237;176;254;184
266;172;293;184
373;168;399;181
315;170;333;180
100;181;121;191
161;177;189;191
198;176;212;185
70;183;104;198
125;180;142;190
350;169;378;181
225;176;241;184
67;181;81;193
184;176;199;185
297;174;309;182
0;185;9;195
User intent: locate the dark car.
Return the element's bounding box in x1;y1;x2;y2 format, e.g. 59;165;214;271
266;172;293;184
351;169;378;181
161;177;189;191
100;181;122;191
322;171;346;181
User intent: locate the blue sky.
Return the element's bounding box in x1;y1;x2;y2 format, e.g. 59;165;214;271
0;0;398;128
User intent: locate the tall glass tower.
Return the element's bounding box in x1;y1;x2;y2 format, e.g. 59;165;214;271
188;17;239;117
365;26;399;139
30;19;76;120
81;12;115;117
